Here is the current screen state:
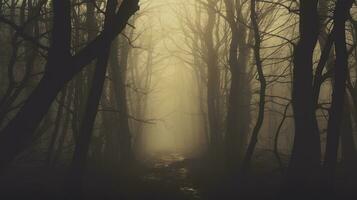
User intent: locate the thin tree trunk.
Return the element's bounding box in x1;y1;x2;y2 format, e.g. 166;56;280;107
46;87;67;166
323;0;354;188
340;100;357;167
241;0;266;172
204;0;222;157
52;85;74;167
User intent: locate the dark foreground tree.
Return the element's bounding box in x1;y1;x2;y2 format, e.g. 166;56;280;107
284;0;321;195
0;0;140;168
323;0;354;189
65;1;118;198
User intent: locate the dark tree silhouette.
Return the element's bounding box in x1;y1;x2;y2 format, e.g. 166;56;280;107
323;0;354;188
0;0;140;167
284;0;321;195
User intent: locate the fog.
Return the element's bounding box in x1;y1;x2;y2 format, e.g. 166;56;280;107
130;0;296;158
0;0;356;199
129;0;208;156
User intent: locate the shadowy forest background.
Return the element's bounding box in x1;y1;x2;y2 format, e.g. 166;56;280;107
0;0;357;199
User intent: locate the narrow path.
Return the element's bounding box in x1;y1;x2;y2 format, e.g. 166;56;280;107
140;153;201;200
0;153;203;200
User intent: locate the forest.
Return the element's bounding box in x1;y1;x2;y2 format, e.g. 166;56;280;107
0;0;356;199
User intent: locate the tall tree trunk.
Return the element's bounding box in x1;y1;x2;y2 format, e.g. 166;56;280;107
204;0;222;157
224;0;251;170
67;46;111;198
111;35;133;163
66;1;117;197
323;0;354;188
241;0;266;173
285;0;321;194
317;0;357;180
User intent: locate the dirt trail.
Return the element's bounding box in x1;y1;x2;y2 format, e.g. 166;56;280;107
139;152;201;200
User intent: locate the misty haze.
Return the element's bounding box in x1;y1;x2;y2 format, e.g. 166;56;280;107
0;0;356;199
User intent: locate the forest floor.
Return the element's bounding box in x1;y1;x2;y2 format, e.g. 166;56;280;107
0;152;202;200
0;151;356;200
